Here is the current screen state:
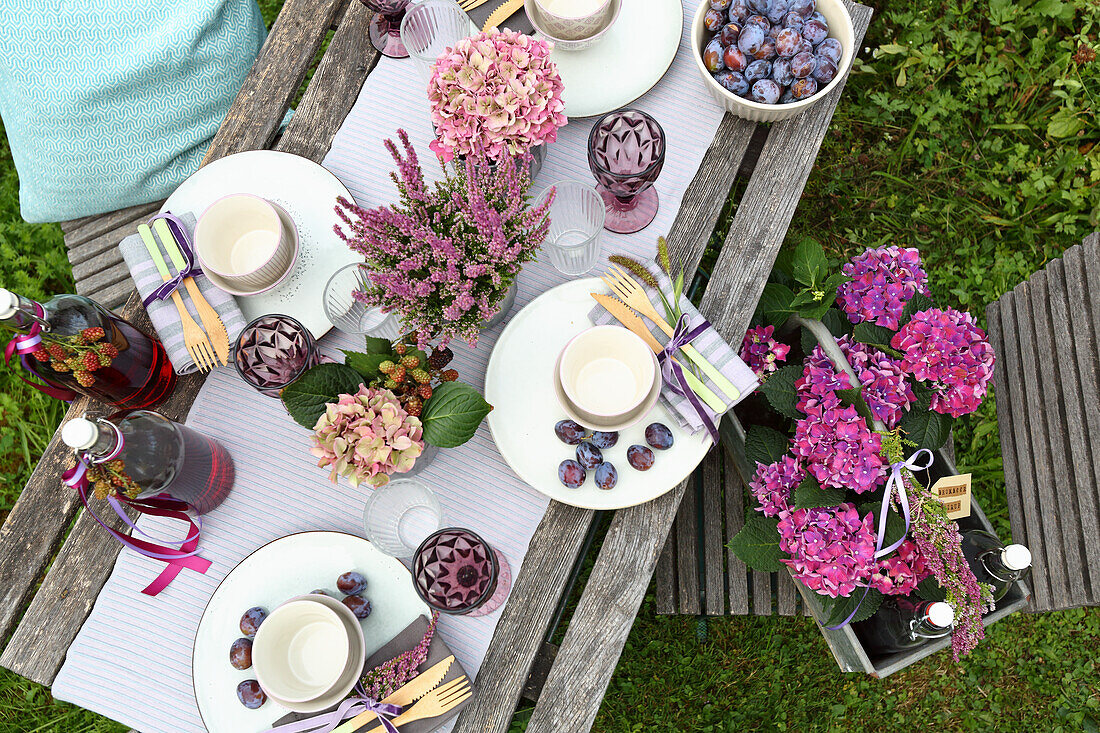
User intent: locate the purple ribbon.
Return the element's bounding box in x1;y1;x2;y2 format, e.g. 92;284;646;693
3;302;78;402
261;684;402;733
142;212;202;306
655;314;719;443
824;449;934;630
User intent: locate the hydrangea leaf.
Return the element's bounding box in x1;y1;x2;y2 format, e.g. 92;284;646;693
859;501;908;548
821;307;849;337
792;239;828;288
760;364;804;421
727;515;786;572
851;322;896;351
421;381;493;448
824;587;884;627
745;425;791;467
837;386;876;425
915;575;948;602
757;282;799;328
899;292;934;326
363;336;394;355
792;474;845;509
344;351;391;382
281;363;365;429
898;404;952;452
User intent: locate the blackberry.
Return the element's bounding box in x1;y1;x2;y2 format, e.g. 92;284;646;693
418;384;433;400
80;327;105;343
379;360;397;374
440;369;459;382
31;348;50;362
400;354;420;369
384;378;399;390
82;351;101;371
410;368;431;384
97;343;119;359
428;347;454;369
390;364;406;383
74;370;95;387
394;343;408;356
405;396;423;416
46;343;68;360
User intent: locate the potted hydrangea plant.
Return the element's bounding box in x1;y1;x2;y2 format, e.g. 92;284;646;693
427;28;567;178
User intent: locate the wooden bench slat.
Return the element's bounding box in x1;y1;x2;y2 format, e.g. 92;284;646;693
723;446;750;615
1025;271;1088;607
1042;257;1100;603
71;242;126;283
66;203;165;266
701;449;725;615
986;302;1028;550
60;201;163;248
675;480;701;615
776;569;797;616
655;535;677;614
752;570;772;615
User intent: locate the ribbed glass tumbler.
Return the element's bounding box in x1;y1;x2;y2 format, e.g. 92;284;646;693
399;0;474;82
363;478;445;558
538;180;605;276
322;263;400;338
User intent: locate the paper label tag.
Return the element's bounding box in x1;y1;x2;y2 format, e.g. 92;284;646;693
931;473;972;520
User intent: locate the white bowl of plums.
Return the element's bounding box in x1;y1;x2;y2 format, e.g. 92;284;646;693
692;0;854;122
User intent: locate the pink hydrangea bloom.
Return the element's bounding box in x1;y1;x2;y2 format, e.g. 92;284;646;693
797;336;916;428
795;347;852;413
740;325;791;377
777;503;877;598
868;540;931;596
750;454;803;517
792;403;887;493
428;29;567;162
891;307;995;417
836;246;930;330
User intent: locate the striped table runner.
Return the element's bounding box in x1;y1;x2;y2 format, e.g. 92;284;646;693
52;8;726;731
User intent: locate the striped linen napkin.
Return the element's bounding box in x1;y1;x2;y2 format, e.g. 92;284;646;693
589;259;759;436
118;212;247;375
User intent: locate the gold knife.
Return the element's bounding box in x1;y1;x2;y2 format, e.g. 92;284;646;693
330;656;455;733
592;293;727;413
481;0;524;32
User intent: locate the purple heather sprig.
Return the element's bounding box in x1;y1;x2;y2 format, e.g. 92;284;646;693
836;245;930;330
791;403;887;493
335;129;552;348
750;454;803;517
777;502;877;598
360;611;441;699
740;325;791;378
891;307;995;418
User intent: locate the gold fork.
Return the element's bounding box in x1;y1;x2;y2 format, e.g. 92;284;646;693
137;224;216;373
341;676;472;733
459;0;492;11
603;265;743;402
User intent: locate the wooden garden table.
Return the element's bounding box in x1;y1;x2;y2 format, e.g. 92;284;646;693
0;0;871;729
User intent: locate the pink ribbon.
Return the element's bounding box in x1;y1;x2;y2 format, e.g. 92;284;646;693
3;303;78;402
63;453;211;596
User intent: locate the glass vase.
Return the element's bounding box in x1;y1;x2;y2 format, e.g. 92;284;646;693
480;282;518;331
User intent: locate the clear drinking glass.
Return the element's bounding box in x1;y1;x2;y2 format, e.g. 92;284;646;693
359;0;411;58
412;527;513;617
587;109;666;234
234;315;320;397
363;478;445;558
537;180;605;275
323;263;400;337
400;0;474;82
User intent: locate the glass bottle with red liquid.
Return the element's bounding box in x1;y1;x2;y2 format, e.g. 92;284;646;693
0;288;176;409
61;411;234;515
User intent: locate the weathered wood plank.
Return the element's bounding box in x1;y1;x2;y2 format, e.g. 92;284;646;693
1026;270;1088;607
80;278;138;312
994;293;1052;607
655;535;677;615
776;569;797;616
60;201;162;248
1042;257;1100;603
675;480;701;615
71;242;125;283
752;571;772;615
985;303;1027;549
1012;281;1072;608
525;5;870;727
66;204;164;266
72;256;131;302
723;444;749;615
701;449;725;615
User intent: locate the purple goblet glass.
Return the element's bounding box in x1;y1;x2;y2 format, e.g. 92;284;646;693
587;109;666;234
234;315;320;397
413;528;513;617
360;0;411;58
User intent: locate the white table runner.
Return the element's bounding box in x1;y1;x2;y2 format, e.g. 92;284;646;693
52;7;725;730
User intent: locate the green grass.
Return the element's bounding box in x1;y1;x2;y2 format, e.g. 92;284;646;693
2;0;1100;729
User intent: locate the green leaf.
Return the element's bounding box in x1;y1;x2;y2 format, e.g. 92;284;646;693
757;282;798;328
280;363;365;429
1046;111;1085;139
792;474;845;509
745;425;791;467
343;350;391;381
792;239;828;287
820;307;849;338
797;298;834;322
837;386;877;425
825;588;884;627
915;575;948;602
852;322;897;350
727;516;786;572
899;292;933;326
760;364;803;421
363;336;394;355
897;405;952;452
420;381;493;448
673;269;685;303
821;272;850;298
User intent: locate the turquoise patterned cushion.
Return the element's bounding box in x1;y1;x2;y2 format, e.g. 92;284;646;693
0;1;268;223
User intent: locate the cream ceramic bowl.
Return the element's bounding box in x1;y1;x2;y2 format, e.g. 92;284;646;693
691;0;855;122
554;350;662;431
533;0;615;40
195;193;298;293
556;325;661;430
526;0;621;51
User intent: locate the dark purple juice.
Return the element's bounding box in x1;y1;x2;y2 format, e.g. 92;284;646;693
163;424;236;514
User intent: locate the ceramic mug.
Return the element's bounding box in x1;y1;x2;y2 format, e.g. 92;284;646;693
195;193;298;294
558;325;657;422
252;598;357;703
533;0;614;40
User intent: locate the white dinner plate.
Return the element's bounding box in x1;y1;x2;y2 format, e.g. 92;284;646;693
542;0;683;118
485;278;712;510
164;150;360;338
192;531;431;733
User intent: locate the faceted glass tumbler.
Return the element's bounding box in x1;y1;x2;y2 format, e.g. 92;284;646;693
538;180;605;276
412;528;513;616
359;0;411;58
363;478;445;558
400;0;474;82
323;263;400;337
233;315;320;397
587;109;666;234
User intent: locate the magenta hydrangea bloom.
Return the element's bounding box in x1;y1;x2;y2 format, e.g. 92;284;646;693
777;502;877;598
868;540;931;596
891;307;995;417
740;325;791;377
795;347;851;414
750;454;803;517
795;337;915;428
792;403;887;493
836;246;930;330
